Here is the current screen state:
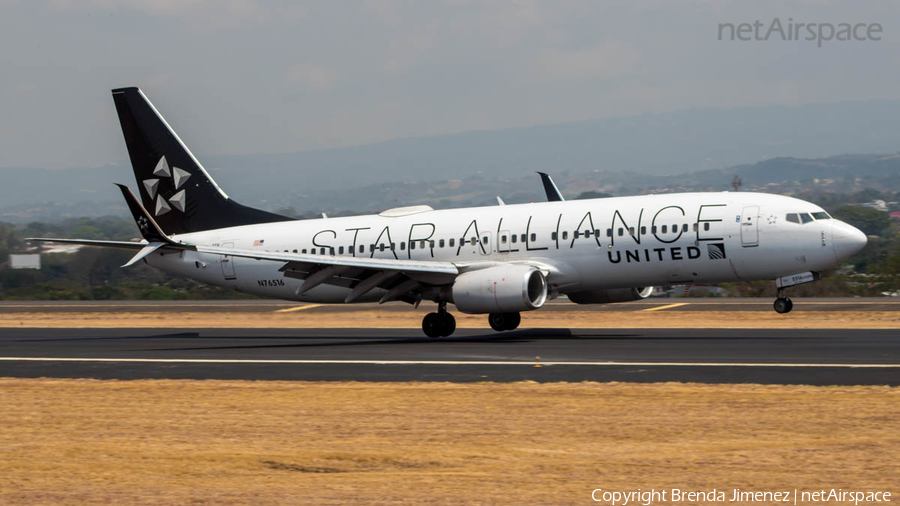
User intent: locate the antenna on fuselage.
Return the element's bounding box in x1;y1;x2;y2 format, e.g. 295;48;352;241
496;196;506;206
537;172;565;202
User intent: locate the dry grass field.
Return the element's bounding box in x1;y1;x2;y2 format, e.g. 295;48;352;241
0;379;897;505
2;309;900;329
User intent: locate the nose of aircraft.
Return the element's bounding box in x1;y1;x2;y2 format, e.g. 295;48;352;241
832;220;867;262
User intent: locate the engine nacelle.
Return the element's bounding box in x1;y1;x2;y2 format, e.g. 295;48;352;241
567;286;654;304
451;264;548;314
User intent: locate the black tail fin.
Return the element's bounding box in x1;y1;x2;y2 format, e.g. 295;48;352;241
111;87;292;235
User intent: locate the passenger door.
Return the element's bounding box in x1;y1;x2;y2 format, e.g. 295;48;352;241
740;206;759;247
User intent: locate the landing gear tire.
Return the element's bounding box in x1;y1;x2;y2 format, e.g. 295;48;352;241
422;306;457;338
774;297;793;314
439;312;456;337
488;312;521;332
422;312;443;338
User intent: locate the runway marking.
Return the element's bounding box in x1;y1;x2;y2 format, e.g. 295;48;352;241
274;304;326;313
0;357;896;368
642;303;689;312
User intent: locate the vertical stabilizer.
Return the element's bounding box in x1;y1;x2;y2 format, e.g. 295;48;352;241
112;87;291;234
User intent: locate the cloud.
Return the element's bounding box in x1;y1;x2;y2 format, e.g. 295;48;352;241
285;65;339;92
536;41;641;80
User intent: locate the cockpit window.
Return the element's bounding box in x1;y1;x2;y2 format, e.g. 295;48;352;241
786;213;800;224
800;213;814;224
812;212;831;220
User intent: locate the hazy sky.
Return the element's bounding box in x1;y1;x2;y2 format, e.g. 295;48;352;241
0;0;897;169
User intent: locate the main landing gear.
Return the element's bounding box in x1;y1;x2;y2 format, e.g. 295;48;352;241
422;302;456;338
774;287;793;314
488;312;521;332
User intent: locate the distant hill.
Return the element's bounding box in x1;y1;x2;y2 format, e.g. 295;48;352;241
1;100;899;221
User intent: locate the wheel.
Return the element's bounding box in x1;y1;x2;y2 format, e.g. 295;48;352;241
488;313;507;332
439;312;456;337
773;298;792;314
503;312;521;331
488;312;521;332
422;312;443;338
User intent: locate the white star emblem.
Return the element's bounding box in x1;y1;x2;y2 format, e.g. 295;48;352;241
149;156;189;217
137;216;149;232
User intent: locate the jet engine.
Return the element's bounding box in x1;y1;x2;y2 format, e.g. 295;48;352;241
451;264;548;314
567;286;654;304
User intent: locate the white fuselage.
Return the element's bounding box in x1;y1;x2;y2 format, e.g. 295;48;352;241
146;191;864;304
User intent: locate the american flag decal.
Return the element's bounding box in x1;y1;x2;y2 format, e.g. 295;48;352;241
708;243;726;260
253;239;265;246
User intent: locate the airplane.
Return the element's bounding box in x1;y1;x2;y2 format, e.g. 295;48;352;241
28;87;868;337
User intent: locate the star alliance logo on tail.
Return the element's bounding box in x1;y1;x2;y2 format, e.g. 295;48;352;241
142;156;191;217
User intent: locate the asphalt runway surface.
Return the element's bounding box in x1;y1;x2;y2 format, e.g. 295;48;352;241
1;327;898;385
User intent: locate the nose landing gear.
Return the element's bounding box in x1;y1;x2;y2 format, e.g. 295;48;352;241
773;287;793;314
422;302;456;338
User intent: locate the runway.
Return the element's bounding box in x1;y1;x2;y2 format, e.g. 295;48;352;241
1;327;897;385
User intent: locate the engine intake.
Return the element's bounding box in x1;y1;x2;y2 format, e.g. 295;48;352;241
451;264;548;314
567;286;654;304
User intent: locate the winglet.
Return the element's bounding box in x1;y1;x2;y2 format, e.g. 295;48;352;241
537;172;565;202
115;183;178;245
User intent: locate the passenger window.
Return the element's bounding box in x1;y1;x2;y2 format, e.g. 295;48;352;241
310;249;316;255
521;234;527;243
482;237;488;244
786;213;800;224
391;243;396;251
470;237;476;245
439;239;445;248
400;242;406;250
329;248;335;255
662;225;667;233
430;240;435;248
449;238;455;247
511;235;517;243
583;230;591;237
595;229;601;237
321;248;326;255
574;230;580;239
652;226;657;234
682;224;688;233
704;223;710;231
421;241;427;249
410;242;416;250
369;245;375;253
618;228;623;236
812;212;831;220
359;245;364;254
501;235;508;243
551;232;557;241
640;226;646;235
531;233;536;242
629;227;635;236
338;246;344;254
302;249;307;254
692;223;698;232
562;231;568;240
800;213;813;224
606;229;612;237
293;249;298;253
